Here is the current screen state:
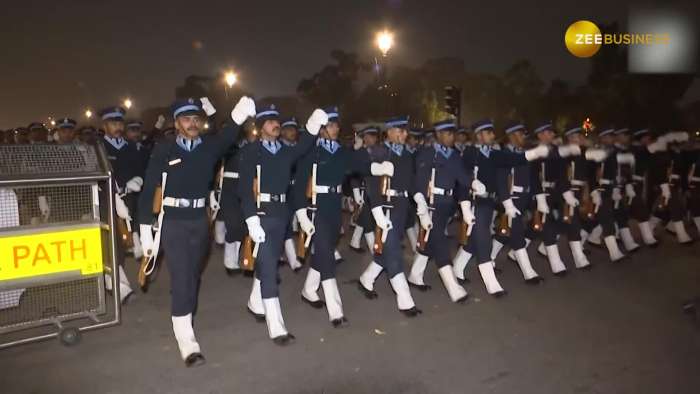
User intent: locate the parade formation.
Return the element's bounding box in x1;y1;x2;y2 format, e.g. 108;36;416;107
1;95;698;368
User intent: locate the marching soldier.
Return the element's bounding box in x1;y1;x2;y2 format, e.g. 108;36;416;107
356;116;421;316
138;96;251;366
404;127;423;251
54;118;77;144
611;127;643;252
407;119;470;302
452;119;549;295
279;116;303;270
238;104;324;345
455;126;471;153
348;125;379;253
627;128;660;247
656;131;694;244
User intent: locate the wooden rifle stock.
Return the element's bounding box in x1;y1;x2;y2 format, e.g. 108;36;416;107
240;236;255;271
497;212;511;237
531;210;544;232
458;221;469;246
116;217;133;248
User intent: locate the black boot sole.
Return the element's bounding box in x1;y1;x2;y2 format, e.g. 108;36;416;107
301;295;325;309
356;281;378;299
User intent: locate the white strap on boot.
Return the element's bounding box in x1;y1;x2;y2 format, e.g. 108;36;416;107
118;265;133;303
569;241;590;269
437;265;468;302
588;225;603;245
478;262;505;295
619;228;640;252
408;253;429;286
321;278;344;321
452;248;472;280
406;226;418;253
638;221;658;246
490;239;505;260
302;268;322;302
263;297;288;339
513;248;539;280
389;273;417;311
132;232;143;259
349;225;364;249
672;221;692;244
364;231;375;252
214;220;226;245
284;238;302;270
545;245;567;274
359;261;383;291
224;241;240;269
604;235;625;262
172;314;201;361
248;278;265;315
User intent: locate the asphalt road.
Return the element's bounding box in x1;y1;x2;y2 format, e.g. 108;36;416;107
1;223;699;394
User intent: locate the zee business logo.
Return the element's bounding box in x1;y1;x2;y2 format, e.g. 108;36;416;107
565;20;670;58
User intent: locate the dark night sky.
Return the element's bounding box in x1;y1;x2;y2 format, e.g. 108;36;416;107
1;0;697;128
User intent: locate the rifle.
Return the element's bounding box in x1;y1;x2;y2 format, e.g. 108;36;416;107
296;163;317;260
373;174;391;255
497;170;513;236
531;162;545;232
138;176;165;292
562;161;574;224
209;160;224;226
657;159;673;211
417;168;435;252
350;189;363;225
241;165;262;271
458;165;478;246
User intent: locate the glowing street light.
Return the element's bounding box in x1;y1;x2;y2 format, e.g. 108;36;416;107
376;30;394;57
224;71;238;88
123;98;133;109
85;109;93;119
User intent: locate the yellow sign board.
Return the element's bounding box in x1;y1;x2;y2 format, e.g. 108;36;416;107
0;226;104;281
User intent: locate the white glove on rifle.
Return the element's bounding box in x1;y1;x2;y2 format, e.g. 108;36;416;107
535;193;550;214
370;161;394;177
245;215;266;243
524;144;550;161
585;148;608;162
502;198;521;219
625;184;636;203
295;208;315;237
471;179;487;197
459;200;475;226
562;190;579;207
199;97;217;116
114;193;131;220
352;188;364;206
413;193;432;231
305;109;329;136
557;144;581;158
660;183;671;201
139;224;154;256
125;176;143;193
231;96;256;125
371;206;393;232
209;190;220;211
612;187;623;202
591;190;602;209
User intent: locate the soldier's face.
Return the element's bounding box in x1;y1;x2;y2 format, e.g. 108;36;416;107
436;131;455;147
566;133;582;145
175;115;203;139
363;133;377;146
507;131;525;147
536;130;555;144
281;126;298;142
477;130;495;145
29;129;48;142
324;121;340;140
104;120;124;138
456;133;468;144
387;127;407;144
616;134;630;145
125;128;142;142
57;128;75;143
261;120;281;139
640;135;652;146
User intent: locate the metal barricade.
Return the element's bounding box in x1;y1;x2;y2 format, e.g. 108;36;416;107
0;143;120;348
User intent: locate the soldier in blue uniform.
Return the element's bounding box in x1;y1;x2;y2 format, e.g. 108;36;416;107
348;125;379;253
138;96;251;366
610;127;644;252
406;119;471;302
452;119;549;295
279;116;303;270
356;116;421;316
237;104;326;345
27;122;48;144
54;118;77;144
404;127;423;252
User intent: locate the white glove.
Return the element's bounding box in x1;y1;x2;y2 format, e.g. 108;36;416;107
209;190;220;211
625;183;636;203
371;206;393;232
155;115;166;130
413;193;429;215
38;195;50;218
585;148;608;162
459;200;475;226
370;161;394;177
557;144;581;158
200;97;217;116
616;153;635;166
295;208;315;237
139;224;154;255
563;190;579;207
114;194;131;220
471;179;487;197
417;212;433;231
245;215;266;243
305;109;329;136
524;144;550;161
352;188;364;206
612;187;623;202
125;176;143;193
660;183;671;200
535;193;550;214
591;190;602;209
353;135;363;150
231;96;256;125
667;131;689;143
647;138;667;153
502;198;521;218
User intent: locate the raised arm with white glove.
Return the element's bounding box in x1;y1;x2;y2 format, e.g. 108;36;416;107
524;144;550;161
125;176;143;193
413;193;432;230
370;161;394;177
616;153;635;166
245;216;266;243
200;97;216;116
584;148;608;162
305;109;329;136
295;208;315;237
230;96;256;125
558;144;582;158
535;193;549;214
371;206;393;232
502;198;521;218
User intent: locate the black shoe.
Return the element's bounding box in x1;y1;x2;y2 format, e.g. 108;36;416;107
247;308;265;323
491;290;507;298
357;281;378;299
525;276;544;285
225;267;241;277
272;333;296;346
626;245;640;253
579;264;593;271
583;248;591;255
184;353;206;367
494;267;503;275
455;294;469;303
121;290;134;305
243;270;254;278
646;241;659;248
588;241;604;249
400;307;422;317
301;295;325;309
680;239;695;246
553;270;567;277
349;246;365;254
408;282;431;292
457;277;470;285
331;317;349;328
335;257;345;264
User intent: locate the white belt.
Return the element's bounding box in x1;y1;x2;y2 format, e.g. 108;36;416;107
432;187;453;196
632;175;644;182
162;197;206;208
314;185;343;194
511;185;524;193
259;193;287;203
542;181;556;188
223;171;239;179
599;179;613;185
387;189;408;198
570;180;586;187
670;174;680;180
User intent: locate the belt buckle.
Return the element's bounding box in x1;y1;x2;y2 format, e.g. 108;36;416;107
180;199;191;208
